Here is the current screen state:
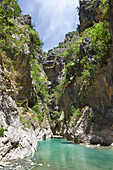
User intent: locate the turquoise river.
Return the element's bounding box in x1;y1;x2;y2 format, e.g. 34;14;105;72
1;139;113;170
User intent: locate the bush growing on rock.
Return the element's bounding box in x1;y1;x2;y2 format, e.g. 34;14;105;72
0;125;8;137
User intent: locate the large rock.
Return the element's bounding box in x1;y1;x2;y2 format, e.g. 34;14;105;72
66;106;113;146
79;0;101;32
0;125;37;161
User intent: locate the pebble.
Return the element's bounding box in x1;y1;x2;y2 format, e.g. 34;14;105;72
97;144;100;147
111;143;113;146
38;163;43;166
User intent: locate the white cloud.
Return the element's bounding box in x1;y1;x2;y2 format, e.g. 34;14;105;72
18;0;79;51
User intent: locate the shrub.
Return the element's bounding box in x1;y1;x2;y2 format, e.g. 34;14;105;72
29;29;43;48
1;0;22;18
0;125;8;137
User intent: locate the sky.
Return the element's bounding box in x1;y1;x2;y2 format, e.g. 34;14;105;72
18;0;79;52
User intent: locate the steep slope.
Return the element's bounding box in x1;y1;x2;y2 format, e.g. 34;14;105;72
43;0;113;146
0;0;52;161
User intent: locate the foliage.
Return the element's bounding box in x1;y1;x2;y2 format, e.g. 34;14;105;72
30;58;49;102
0;125;8;137
52;32;82;99
80;20;111;91
0;0;48;125
51;110;62;125
0;50;18;95
29;56;50;122
19;114;30;128
31;105;44;123
51;0;111;123
0;0;43;59
0;14;30;59
53;77;70;99
29;28;43;48
71;106;82;119
0;0;22;18
99;0;109;20
66;106;82;127
90;0;98;8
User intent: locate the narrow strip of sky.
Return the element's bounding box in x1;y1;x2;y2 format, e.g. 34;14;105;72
18;0;79;52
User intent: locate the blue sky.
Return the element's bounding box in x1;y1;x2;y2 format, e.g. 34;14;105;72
18;0;79;51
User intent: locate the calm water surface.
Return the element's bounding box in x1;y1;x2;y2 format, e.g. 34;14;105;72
1;139;113;170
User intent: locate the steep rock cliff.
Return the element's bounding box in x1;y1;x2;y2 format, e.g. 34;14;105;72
0;0;52;161
43;0;113;146
59;0;113;145
79;0;101;32
0;54;37;161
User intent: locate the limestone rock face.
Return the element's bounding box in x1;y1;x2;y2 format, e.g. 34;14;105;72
43;48;66;129
24;15;31;26
66;106;113;146
35;116;53;141
0;63;37;161
11;15;32;101
0;126;37;161
60;37;113;145
58;1;113;146
0;61;53;161
43;48;65;91
79;0;101;32
13;53;32;101
0;0;53;162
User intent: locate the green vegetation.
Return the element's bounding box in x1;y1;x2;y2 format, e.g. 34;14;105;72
0;0;43;58
0;1;29;59
0;125;8;137
53;0;111;101
0;0;111;130
29;57;50;122
80;21;111;88
19;114;31;128
0;0;50;125
66;106;82;127
29;28;44;48
30;59;49;102
0;0;21;18
31;105;44;123
49;0;111;127
71;106;82;120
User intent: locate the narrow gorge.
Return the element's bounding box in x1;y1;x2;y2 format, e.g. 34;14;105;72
0;0;113;164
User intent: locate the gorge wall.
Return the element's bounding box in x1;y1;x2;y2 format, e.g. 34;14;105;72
0;0;52;162
43;0;113;146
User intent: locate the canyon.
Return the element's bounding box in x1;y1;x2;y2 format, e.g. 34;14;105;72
0;0;113;162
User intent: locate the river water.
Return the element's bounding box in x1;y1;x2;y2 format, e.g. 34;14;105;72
1;139;113;170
